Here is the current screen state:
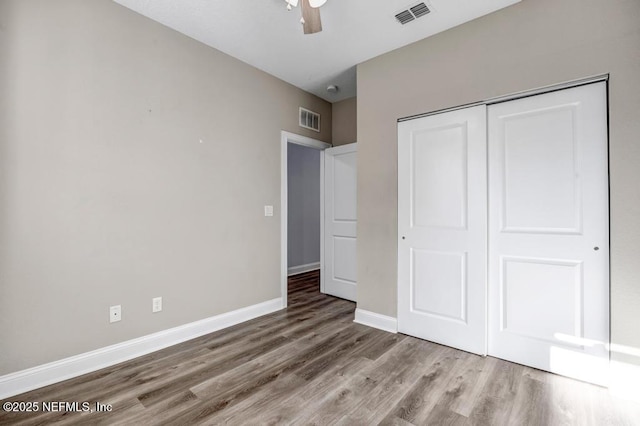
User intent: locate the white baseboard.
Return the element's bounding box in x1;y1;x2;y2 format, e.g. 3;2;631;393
610;360;640;403
0;297;283;399
287;262;320;276
354;308;398;334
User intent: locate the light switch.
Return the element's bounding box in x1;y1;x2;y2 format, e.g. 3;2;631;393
264;205;274;217
152;297;162;313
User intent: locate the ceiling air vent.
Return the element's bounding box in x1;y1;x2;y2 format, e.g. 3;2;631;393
395;10;415;25
299;107;320;132
410;2;430;18
396;2;431;24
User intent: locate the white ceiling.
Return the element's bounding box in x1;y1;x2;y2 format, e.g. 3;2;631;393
113;0;520;103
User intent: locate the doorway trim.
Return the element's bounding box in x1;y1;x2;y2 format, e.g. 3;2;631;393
281;131;331;308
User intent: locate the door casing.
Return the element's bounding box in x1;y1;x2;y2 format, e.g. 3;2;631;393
280;131;330;308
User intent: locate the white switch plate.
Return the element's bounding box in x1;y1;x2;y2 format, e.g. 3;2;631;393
152;297;162;313
109;305;121;323
264;205;274;217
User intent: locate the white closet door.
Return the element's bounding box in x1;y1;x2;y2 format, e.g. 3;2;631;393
488;83;609;385
398;106;487;355
323;143;357;301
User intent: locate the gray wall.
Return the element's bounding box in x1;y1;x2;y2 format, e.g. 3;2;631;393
357;0;640;366
0;0;331;375
332;97;357;146
287;144;321;269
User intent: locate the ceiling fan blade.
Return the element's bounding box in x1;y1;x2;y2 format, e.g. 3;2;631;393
308;0;327;7
301;0;322;34
309;0;327;7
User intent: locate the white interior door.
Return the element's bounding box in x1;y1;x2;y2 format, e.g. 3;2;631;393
323;143;357;301
398;106;487;355
488;83;609;385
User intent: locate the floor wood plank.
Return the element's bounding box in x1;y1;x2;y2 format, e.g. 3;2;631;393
1;270;639;425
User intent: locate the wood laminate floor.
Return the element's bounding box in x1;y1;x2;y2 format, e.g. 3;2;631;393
1;270;639;425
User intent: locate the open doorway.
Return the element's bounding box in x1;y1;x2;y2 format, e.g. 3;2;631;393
287;143;322;276
280;131;330;308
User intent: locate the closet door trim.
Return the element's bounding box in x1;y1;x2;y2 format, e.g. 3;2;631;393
397;74;608;123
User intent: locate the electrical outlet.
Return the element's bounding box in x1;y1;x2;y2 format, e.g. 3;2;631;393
264;205;273;217
109;305;121;323
152;297;162;313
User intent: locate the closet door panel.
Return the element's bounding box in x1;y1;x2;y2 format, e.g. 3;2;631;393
398;106;487;355
488;82;609;386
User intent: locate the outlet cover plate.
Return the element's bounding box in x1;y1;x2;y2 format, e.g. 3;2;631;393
110;305;122;323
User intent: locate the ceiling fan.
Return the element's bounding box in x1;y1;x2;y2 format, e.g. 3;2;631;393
285;0;328;34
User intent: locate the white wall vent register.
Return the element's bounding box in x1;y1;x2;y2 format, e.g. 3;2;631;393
299;107;321;132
